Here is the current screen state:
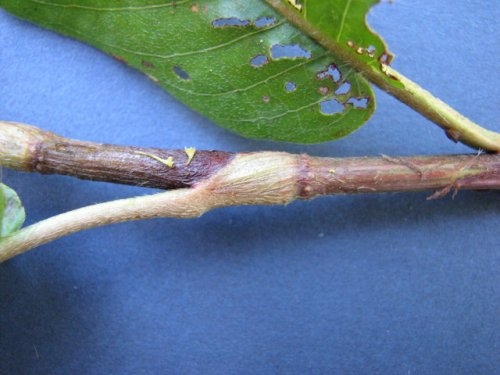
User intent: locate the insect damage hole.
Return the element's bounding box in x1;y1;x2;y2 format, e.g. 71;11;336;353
317;64;341;83
320;99;344;115
212;18;250;28
378;52;392;65
366;45;376;57
173;65;190;80
285;81;297;92
254;17;276;28
335;82;351;95
250;55;269;68
346;97;369;109
270;44;311;60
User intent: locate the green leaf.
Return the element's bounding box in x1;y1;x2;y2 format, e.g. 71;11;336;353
0;0;380;143
0;183;26;237
266;0;403;88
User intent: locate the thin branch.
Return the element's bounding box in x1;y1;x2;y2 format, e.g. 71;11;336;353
264;0;500;152
0;121;499;261
0;189;205;262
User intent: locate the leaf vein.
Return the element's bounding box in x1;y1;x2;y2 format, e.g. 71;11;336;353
222;100;353;124
27;0;189;12
336;0;352;41
88;21;286;60
162;54;328;97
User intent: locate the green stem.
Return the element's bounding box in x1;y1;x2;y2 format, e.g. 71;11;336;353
265;0;500;152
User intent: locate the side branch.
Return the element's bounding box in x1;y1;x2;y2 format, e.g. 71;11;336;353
0;120;499;261
0;189;208;262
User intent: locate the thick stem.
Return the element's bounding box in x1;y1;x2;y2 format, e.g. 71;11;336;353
0;120;499;261
0;121;234;190
264;0;500;152
1;121;499;194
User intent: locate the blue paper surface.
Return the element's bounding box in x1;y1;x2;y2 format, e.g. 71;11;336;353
1;2;499;374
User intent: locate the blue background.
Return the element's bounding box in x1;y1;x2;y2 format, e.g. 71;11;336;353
1;2;499;374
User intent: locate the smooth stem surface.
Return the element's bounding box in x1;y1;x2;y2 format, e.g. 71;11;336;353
0;189;207;262
265;0;500;151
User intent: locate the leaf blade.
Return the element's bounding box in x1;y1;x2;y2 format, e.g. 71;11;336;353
0;0;378;143
304;0;393;64
267;0;403;88
0;183;26;237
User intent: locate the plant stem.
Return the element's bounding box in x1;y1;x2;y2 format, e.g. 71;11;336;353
1;121;499;261
1;121;499;193
0;121;234;190
264;0;500;152
0;188;206;262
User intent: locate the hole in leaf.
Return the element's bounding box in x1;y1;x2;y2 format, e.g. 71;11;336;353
262;95;270;103
367;45;376;53
378;52;392;65
335;82;351;95
317;64;341;82
173;65;190;80
270;44;311;60
250;55;269;68
212;18;250;28
346;97;369;109
320;99;344;115
255;16;276;28
285;81;297;92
